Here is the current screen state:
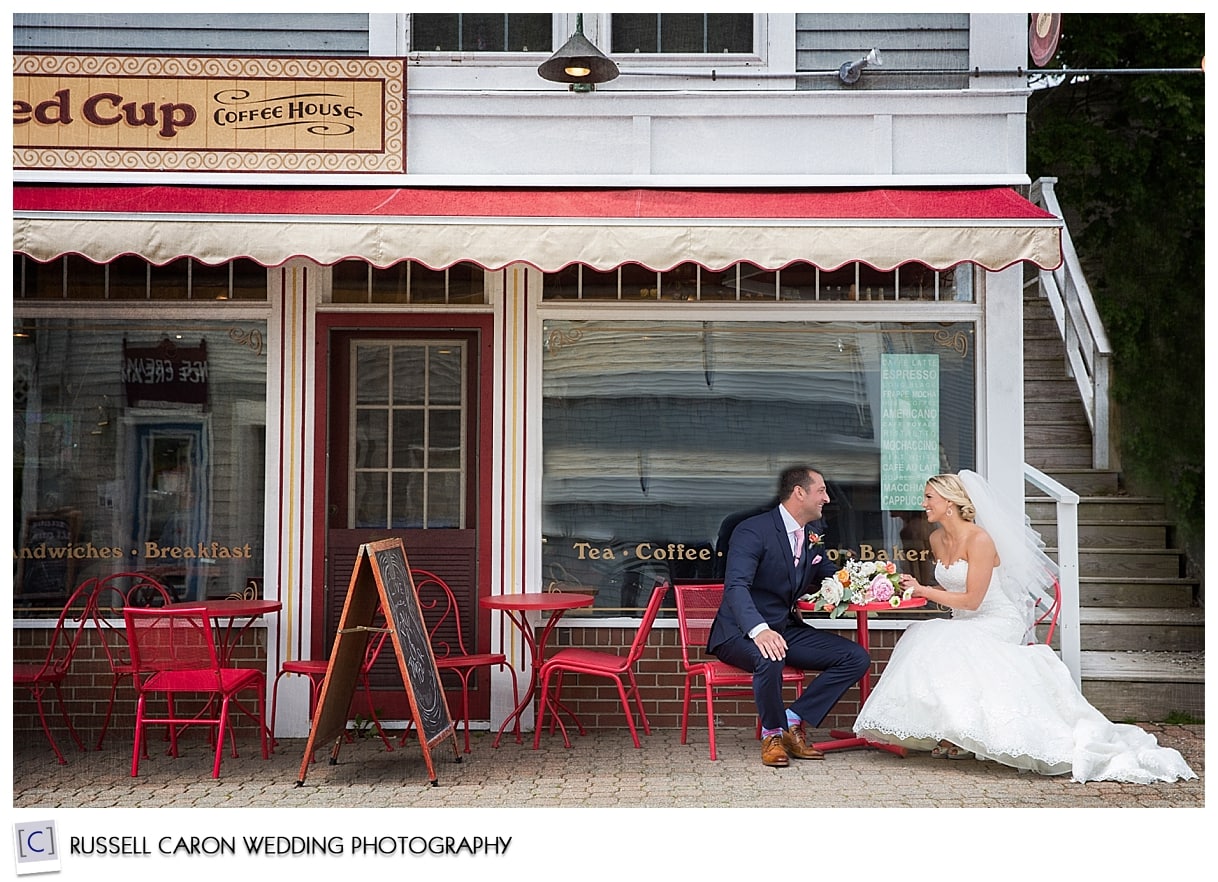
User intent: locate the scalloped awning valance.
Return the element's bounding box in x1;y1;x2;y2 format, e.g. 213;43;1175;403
13;185;1062;273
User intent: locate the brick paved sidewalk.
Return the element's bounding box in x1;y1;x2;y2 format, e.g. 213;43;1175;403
13;723;1203;809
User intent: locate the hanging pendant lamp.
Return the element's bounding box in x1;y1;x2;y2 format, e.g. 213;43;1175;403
538;13;619;91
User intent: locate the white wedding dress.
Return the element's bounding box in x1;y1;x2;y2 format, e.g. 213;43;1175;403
853;560;1197;783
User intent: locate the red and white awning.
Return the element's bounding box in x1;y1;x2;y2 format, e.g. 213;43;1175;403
13;185;1062;272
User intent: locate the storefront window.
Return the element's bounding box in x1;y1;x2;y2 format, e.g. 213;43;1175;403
541;320;975;617
13;317;268;618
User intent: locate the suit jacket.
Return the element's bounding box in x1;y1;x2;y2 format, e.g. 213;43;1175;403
707;507;835;653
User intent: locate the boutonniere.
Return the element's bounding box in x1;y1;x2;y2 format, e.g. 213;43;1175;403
807;532;822;547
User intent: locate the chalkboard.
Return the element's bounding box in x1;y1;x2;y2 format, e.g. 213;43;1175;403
16;510;81;608
297;537;458;787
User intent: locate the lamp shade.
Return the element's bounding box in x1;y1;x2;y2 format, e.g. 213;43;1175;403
538;22;619;85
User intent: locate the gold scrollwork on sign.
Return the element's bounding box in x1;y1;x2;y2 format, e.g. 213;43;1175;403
229;327;265;357
545;328;583;355
933;329;969;358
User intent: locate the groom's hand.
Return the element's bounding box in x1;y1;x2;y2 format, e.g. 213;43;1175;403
753;628;787;661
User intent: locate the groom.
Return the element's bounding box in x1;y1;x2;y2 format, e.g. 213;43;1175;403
708;465;870;767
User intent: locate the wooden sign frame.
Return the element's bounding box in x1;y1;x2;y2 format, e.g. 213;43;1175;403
296;538;459;787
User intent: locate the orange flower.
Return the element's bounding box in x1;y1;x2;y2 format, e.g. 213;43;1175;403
837;570;851;585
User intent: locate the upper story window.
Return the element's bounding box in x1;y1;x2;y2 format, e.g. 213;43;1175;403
611;13;753;54
410;13;552;53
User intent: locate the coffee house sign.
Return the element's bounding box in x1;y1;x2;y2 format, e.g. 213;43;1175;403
13;54;405;173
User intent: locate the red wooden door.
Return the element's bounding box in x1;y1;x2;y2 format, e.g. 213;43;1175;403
314;315;494;721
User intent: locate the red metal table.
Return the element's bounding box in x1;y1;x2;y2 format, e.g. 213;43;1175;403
168;598;282;666
164;598;282;752
480;591;595;747
796;596;927;757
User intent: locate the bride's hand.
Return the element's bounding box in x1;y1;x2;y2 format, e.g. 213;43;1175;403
898;573;921;592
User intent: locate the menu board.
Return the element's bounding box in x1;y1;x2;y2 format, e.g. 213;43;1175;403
16;510;81;605
880;354;940;509
296;538;458;788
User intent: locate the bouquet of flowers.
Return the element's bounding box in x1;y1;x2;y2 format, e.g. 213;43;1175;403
800;558;913;618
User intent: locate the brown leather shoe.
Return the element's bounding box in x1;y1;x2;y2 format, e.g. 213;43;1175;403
761;734;790;767
781;726;825;760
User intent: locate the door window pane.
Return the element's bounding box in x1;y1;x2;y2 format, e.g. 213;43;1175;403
350;340;467;530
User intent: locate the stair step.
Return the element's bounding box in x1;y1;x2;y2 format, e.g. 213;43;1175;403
1047;547;1184;578
1025;317;1063;337
1024;378;1084;401
1076;577;1199;608
1032;521;1169;548
1080;650;1205;682
1026;447;1095;469
1026;423;1093;446
1026;497;1169;520
1025;469;1121;495
1022;398;1090;423
1079;651;1205;720
1076;608;1203;651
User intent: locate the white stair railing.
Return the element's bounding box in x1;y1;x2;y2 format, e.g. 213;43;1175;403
1024;463;1081;687
1030;177;1114;470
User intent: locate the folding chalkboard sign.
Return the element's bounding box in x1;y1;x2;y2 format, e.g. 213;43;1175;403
296;537;459;787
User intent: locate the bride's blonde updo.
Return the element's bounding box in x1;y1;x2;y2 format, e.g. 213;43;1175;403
927;474;977;522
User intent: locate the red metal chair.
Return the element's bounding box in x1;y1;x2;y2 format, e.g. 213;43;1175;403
87;571;174;750
404;569;519;752
13;579;96;764
1030;578;1062;645
123;606;269;778
674;582;806;760
534;581;669;749
269;604;395;754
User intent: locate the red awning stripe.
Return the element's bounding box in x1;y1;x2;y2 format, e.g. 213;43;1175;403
14;185;1058;221
13;185;1063;273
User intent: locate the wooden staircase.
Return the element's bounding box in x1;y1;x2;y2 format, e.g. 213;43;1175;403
1023;289;1204;721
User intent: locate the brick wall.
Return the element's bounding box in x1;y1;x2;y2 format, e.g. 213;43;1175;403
15;623;898;750
14;627;270;752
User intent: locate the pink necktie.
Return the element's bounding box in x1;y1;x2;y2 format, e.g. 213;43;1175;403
793;527;805;564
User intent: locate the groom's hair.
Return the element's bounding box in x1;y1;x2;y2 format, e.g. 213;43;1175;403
778;464;823;501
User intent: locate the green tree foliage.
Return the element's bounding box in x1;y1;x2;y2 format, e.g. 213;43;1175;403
1026;14;1204;542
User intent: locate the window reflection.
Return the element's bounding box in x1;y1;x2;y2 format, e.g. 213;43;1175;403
541;320;974;616
13;318;268;616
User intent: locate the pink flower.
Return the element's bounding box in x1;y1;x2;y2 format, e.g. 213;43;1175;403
868;574;894;602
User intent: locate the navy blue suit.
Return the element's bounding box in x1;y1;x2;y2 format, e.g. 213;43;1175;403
708;507;869;731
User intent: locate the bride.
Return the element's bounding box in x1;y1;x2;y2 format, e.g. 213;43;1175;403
853;470;1197;784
